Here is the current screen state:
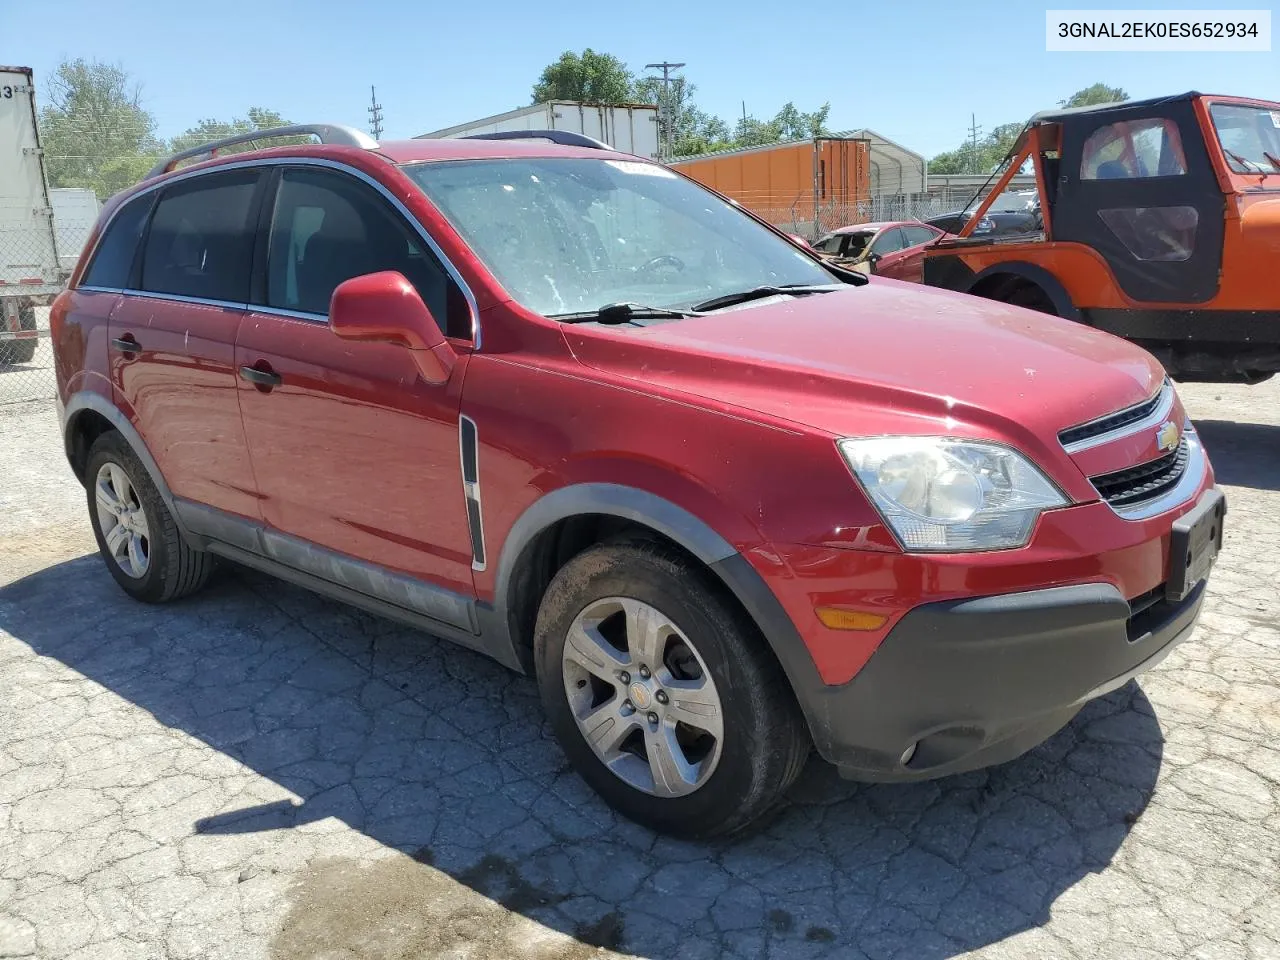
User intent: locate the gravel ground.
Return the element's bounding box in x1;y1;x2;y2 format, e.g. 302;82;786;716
0;379;1277;960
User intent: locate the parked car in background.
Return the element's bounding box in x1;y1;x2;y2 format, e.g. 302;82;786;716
53;124;1223;838
811;220;944;281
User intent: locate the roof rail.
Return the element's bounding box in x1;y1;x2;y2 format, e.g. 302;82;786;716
145;123;378;180
461;130;611;150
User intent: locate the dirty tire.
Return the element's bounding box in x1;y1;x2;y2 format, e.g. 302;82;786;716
85;431;215;603
0;303;37;365
535;540;810;838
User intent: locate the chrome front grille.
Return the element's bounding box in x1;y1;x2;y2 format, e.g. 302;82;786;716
1058;379;1173;453
1089;438;1190;507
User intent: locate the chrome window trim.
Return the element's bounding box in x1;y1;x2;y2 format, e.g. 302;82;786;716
1109;425;1208;520
124;289;248;311
75;156;482;348
1061;380;1176;454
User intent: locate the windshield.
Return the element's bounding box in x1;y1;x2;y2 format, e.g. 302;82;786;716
1209;103;1280;174
403;157;834;317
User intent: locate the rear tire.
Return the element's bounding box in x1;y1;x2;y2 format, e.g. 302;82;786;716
0;303;37;365
1000;281;1057;316
534;540;810;838
85;432;215;603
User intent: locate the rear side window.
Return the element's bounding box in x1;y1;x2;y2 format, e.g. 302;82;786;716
265;166;470;338
140;170;260;303
901;225;937;246
1081;119;1187;180
870;227;907;255
82;195;152;289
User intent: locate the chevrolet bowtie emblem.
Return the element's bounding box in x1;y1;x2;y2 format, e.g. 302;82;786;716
1156;421;1180;453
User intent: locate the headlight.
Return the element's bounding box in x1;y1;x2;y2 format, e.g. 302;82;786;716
838;437;1067;552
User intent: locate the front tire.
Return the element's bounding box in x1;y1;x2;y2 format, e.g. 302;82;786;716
85;432;215;603
535;540;810;838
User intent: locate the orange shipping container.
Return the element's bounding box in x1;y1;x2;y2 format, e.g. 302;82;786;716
671;138;872;229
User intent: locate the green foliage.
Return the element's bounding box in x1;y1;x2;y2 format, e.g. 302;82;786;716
38;58;165;199
1063;83;1129;108
929;83;1131;174
532;49;634;105
168;108;309;159
634;76;732;156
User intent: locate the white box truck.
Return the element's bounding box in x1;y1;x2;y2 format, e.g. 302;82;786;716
1;65;64;365
419;101;661;161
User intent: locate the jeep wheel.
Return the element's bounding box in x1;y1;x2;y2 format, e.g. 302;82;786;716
86;432;215;603
535;540;810;838
0;303;37;365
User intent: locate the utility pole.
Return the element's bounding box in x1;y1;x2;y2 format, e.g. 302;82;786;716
967;113;983;174
644;61;685;161
368;86;384;140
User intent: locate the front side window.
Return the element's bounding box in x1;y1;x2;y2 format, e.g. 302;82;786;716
1209;102;1280;175
266;167;469;337
1081;118;1187;180
840;231;874;258
82;194;153;289
1098;206;1199;261
403;158;833;317
140;170;260;302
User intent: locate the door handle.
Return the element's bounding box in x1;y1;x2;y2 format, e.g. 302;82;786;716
239;365;283;388
110;336;141;355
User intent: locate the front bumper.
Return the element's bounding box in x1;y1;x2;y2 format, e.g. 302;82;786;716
810;576;1206;781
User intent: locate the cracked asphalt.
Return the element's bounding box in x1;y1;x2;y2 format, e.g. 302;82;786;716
1;379;1277;960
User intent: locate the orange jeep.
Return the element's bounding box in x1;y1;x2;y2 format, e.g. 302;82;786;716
923;92;1280;384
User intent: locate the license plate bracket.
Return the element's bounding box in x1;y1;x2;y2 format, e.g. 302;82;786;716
1166;489;1225;603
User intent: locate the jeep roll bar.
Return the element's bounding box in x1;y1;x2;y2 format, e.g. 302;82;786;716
145;123;379;180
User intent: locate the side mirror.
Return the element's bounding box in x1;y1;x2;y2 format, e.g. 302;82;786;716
329;271;456;385
866;252;881;274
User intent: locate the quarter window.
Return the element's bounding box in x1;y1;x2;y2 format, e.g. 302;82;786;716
82;194;153;289
1081;119;1187;180
870;227;907;256
266;167;470;338
901;225;938;246
140;170;260;302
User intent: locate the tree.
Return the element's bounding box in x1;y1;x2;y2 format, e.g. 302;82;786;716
38;58;164;198
1062;83;1129;108
929;84;1128;174
532;49;633;104
773;101;832;141
169;108;300;155
634;75;732;156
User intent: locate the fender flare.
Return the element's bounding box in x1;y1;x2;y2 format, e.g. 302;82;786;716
488;482;827;730
966;261;1082;323
62;391;190;538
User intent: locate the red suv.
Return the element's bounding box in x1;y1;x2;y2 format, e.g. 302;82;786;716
51;125;1224;838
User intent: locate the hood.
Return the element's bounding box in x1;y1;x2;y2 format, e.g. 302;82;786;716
562;280;1165;452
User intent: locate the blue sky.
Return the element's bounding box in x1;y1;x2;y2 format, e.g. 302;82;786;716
4;0;1276;159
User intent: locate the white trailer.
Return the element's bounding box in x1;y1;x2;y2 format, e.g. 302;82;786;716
50;187;101;274
1;65;63;364
419;101;661;161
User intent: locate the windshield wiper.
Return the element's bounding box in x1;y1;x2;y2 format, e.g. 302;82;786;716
550;301;693;324
691;284;837;313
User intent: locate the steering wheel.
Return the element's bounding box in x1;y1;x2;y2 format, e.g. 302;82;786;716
636;255;686;275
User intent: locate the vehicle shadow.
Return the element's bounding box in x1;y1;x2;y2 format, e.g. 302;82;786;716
1193;419;1280;491
0;557;1165;959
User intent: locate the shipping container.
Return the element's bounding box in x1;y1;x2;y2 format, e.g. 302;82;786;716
671;138;872;238
1;65;62;364
419;101;661;161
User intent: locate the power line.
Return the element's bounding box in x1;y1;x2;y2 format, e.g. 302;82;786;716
368;86;384;141
644;61;685;161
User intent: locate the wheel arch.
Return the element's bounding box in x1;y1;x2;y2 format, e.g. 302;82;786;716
63;392;188;537
487;483;827;734
965;261;1082;322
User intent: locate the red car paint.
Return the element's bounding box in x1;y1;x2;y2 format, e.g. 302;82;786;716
51;136;1218;779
